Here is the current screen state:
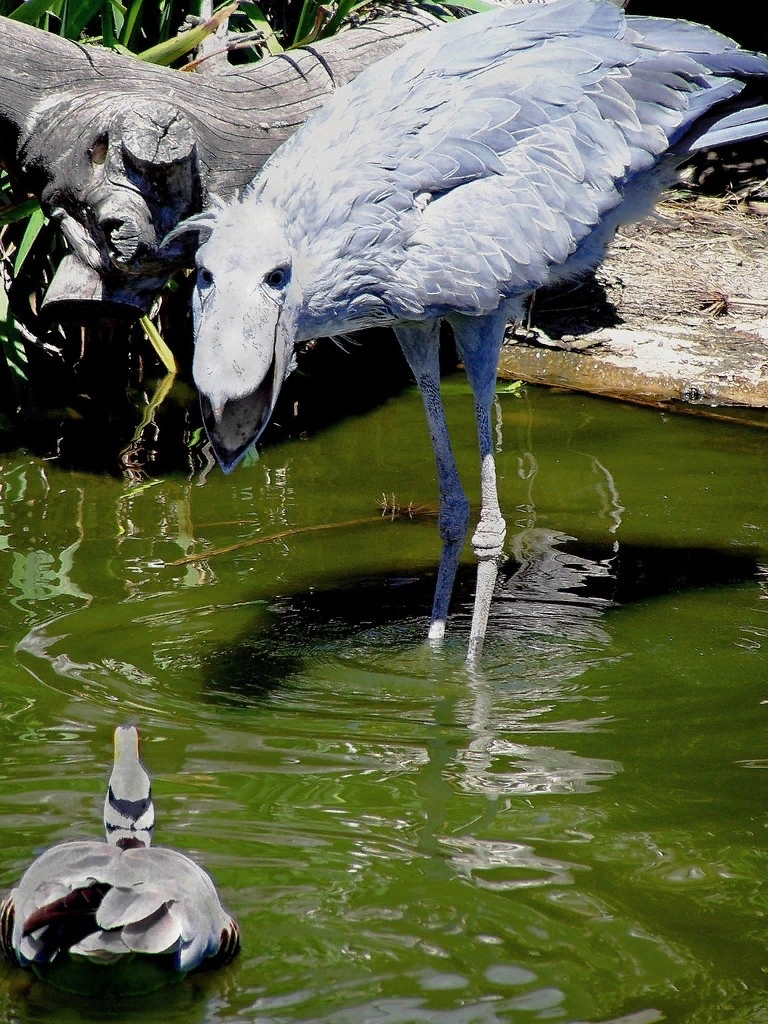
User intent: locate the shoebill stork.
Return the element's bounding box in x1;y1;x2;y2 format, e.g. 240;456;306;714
168;0;768;659
0;726;239;978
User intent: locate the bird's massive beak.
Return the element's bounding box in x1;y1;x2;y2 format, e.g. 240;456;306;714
199;344;284;472
192;289;294;473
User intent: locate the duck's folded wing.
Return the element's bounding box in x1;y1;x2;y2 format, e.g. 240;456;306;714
2;842;239;972
95;883;168;930
134;847;240;972
75;846;238;971
2;842;120;965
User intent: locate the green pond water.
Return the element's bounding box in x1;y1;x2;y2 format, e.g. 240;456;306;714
0;382;766;1023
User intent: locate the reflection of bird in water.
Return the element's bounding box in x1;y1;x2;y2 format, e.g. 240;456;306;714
0;726;239;981
498;529;615;641
170;0;768;659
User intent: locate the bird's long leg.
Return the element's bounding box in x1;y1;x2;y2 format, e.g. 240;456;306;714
449;311;508;661
394;322;470;643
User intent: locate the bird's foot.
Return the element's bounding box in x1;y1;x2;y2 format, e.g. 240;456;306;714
465;513;506;661
429;535;463;640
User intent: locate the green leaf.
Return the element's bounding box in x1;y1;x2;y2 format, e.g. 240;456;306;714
292;0;322;46
119;478;163;501
129;370;176;443
137;24;209;63
13;206;46;276
6;0;59;25
0;287;28;386
110;0;125;30
0;323;28;384
138;1;238;65
119;0;143;47
99;0;126;45
322;0;369;38
101;1;115;46
443;0;494;11
61;0;106;38
497;379;523;395
140;314;178;374
186;425;204;448
239;1;284;54
0;198;41;227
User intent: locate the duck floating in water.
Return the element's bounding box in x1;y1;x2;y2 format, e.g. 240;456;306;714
0;725;240;982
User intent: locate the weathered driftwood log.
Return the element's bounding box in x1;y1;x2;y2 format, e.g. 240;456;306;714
0;11;438;317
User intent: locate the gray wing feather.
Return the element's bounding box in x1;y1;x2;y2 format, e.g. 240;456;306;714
243;0;767;327
121;906;183;955
96;884;167;930
673;102;768;152
70;929;130;958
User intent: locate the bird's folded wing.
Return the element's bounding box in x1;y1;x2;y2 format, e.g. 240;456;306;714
120;905;183;955
96;884;168;930
246;0;767;328
69;927;131;959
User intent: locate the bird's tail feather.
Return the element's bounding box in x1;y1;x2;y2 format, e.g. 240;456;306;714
0;896;15;964
672;102;768;153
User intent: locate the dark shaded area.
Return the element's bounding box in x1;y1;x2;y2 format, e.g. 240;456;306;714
628;0;766;51
2;215;417;476
29;950;183;998
201;534;762;705
0;265;458;476
246;0;306;44
527;273;623;339
0;308;419;478
685;139;768;196
0;276;201;479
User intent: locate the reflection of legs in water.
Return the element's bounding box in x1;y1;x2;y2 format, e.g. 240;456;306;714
590;456;625;537
464;661;499;798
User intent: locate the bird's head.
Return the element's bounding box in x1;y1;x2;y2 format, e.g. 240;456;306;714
168;200;300;471
104;725;155;849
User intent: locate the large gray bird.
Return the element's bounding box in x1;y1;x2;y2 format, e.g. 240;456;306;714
169;0;768;659
0;726;239;977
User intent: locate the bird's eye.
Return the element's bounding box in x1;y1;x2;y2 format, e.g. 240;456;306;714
265;267;288;289
198;267;213;289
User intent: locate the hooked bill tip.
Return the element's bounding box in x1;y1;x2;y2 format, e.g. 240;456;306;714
199;383;274;475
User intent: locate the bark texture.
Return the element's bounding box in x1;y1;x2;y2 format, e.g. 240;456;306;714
0;11;438;316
